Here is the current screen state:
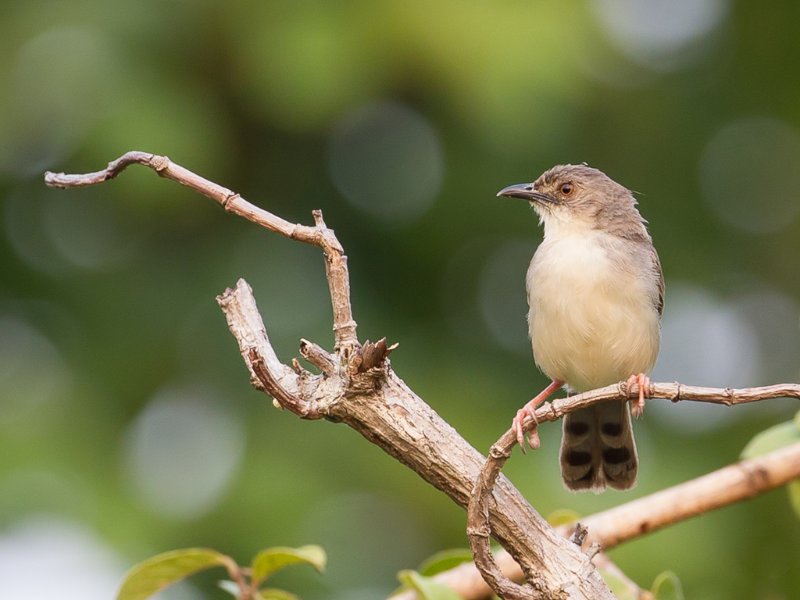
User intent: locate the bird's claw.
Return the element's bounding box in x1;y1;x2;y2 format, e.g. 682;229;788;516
627;373;651;418
511;379;563;453
513;405;541;452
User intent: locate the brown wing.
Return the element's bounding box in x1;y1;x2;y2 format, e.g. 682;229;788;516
651;245;665;317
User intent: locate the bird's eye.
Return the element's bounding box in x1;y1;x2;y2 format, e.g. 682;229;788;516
560;183;573;195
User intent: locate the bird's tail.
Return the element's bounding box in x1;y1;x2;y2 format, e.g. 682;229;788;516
559;400;638;492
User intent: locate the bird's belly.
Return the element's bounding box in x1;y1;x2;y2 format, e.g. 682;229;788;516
527;241;660;392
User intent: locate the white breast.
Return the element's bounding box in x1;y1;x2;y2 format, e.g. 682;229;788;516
526;230;660;392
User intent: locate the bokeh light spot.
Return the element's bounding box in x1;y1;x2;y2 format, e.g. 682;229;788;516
0;316;70;425
5;188;142;274
651;283;760;432
42;194;140;270
699;116;800;234
5;190;68;275
731;288;800;384
231;233;330;338
327;101;443;224
0;516;123;600
123;385;245;520
477;240;533;354
0;26;116;175
591;0;729;70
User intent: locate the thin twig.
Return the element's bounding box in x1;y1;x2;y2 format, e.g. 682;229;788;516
299;339;338;376
466;382;800;598
45;151;359;352
527;381;800;439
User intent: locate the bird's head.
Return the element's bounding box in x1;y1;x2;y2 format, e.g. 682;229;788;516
497;164;644;238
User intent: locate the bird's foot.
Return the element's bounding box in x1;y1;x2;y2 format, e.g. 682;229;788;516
512;379;563;452
626;373;651;418
513;404;541;451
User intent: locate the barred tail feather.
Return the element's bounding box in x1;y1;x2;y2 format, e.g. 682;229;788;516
560;401;638;492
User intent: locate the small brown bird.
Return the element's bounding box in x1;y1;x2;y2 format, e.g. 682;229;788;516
498;164;664;492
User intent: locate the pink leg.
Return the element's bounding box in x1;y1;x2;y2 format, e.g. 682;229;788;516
512;379;564;451
626;373;651;418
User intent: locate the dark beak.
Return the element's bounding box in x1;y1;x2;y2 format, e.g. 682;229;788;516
496;183;557;204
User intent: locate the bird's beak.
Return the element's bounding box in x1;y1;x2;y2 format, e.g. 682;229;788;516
496;183;557;204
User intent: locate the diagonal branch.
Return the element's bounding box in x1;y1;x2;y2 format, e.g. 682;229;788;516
579;439;800;547
394;440;800;600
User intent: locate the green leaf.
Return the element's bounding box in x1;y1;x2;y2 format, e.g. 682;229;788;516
418;549;474;576
597;566;636;600
741;421;800;459
546;509;580;527
256;589;301;600
651;571;685;600
396;570;462;600
794;409;800;430
117;548;235;600
788;480;800;520
250;545;326;586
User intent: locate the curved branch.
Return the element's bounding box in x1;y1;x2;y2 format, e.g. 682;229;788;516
216;278;299;389
392;440;800;600
45;151;358;352
466;380;800;599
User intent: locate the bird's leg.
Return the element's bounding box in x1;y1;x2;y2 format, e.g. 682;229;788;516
626;373;651;418
513;379;564;451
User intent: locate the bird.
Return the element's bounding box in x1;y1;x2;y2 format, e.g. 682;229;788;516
497;164;664;492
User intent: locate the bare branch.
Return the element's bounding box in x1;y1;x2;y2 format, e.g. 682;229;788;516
299;338;337;376
467;381;800;598
47;154;800;600
394;441;800;600
216;279;299;393
526;381;800;440
578;440;800;549
44;150;159;187
216;279;324;418
214;276;610;598
45;152;358;352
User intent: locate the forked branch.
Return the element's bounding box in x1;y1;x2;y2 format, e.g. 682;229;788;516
45;153;800;600
46;152;614;599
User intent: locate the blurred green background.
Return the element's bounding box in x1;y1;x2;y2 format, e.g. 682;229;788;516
2;1;800;599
